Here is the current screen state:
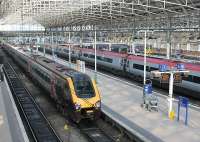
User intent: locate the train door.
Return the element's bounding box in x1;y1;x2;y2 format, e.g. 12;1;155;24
28;59;31;73
125;60;130;73
50;77;56;99
120;58;127;72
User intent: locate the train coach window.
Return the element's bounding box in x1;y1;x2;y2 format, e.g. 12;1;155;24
97;56;102;60
56;80;63;98
104;58;113;63
44;74;50;83
83;53;88;57
133;64;150;71
133;64;144;70
89;55;95;59
193;76;200;84
183;75;193;82
63;49;69;53
149;67;158;72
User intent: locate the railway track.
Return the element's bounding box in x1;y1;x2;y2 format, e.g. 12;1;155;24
3;62;62;142
78;120;115;142
2;47;123;142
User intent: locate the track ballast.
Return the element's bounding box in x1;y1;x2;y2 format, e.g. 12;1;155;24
3;63;61;142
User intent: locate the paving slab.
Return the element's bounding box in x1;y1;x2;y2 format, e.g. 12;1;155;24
0;76;29;142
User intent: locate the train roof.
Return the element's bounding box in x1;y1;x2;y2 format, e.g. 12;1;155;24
10;44;87;80
34;56;87;79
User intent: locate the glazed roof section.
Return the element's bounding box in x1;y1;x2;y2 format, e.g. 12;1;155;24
0;0;200;30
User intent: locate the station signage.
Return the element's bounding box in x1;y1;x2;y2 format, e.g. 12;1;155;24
160;73;182;84
173;73;182;84
160;73;170;83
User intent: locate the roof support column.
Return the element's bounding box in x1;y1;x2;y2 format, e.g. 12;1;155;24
68;32;71;67
166;31;171;59
43;32;45;57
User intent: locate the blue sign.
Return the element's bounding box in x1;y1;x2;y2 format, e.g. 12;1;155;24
179;96;189;108
177;63;185;71
177;96;189;125
159;64;168;72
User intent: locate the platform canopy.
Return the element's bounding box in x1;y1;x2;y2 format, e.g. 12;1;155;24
0;0;200;31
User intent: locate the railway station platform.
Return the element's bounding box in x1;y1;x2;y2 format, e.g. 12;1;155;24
17;48;200;142
0;74;29;142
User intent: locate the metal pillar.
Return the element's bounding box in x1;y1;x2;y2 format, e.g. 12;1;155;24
144;31;147;85
166;31;171;59
80;31;83;48
94;27;97;82
68;32;71;67
51;32;54;59
43;32;45;56
168;72;174;117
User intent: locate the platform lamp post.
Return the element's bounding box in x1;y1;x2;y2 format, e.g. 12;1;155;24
139;30;154;106
43;32;45;57
144;30;147;85
168;70;189;118
51;32;55;60
94;26;97;83
68;32;71;67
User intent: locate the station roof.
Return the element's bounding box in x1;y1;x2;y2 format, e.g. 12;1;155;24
0;0;200;31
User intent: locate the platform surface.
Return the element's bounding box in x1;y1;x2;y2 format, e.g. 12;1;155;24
0;77;29;142
18;48;200;142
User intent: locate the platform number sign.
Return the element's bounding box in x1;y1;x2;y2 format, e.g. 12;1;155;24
160;73;182;84
160;73;170;83
173;73;182;84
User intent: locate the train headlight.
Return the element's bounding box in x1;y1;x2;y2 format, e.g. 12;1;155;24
75;103;81;110
95;101;101;108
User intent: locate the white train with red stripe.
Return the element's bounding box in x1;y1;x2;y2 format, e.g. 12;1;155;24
38;43;200;99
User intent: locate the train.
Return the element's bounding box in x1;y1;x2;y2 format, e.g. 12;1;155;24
4;44;101;123
37;43;200;99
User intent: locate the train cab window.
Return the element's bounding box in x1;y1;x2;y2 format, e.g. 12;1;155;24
73;74;95;98
193;76;200;84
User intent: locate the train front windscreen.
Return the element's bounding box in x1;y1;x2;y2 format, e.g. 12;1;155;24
73;74;95;98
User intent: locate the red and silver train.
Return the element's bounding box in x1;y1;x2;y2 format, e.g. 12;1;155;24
37;42;200;99
4;44;101;122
